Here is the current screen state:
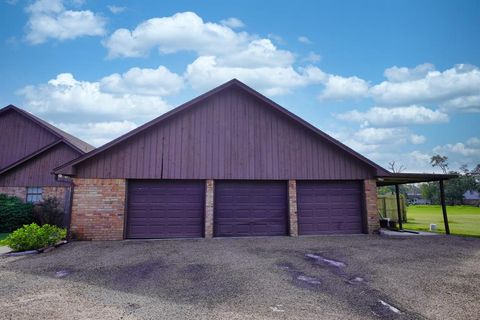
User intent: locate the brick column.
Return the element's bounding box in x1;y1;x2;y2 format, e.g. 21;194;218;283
204;179;214;238
288;180;298;236
364;179;379;233
70;178;126;240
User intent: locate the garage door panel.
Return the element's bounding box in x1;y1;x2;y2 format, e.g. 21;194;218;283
214;181;288;237
297;181;363;235
127;180;204;239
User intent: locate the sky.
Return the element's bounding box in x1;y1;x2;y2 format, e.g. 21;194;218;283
0;0;479;173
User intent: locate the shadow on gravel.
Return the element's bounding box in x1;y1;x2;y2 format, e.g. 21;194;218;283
3;253;246;307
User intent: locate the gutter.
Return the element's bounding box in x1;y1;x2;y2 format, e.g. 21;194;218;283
54;173;74;239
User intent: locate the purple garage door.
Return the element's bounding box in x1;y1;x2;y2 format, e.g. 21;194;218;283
127;180;205;239
214;181;288;237
297;181;363;235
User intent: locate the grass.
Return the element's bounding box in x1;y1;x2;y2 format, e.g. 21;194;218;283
404;205;480;237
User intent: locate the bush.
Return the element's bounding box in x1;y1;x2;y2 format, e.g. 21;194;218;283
0;194;34;233
33;197;64;227
5;223;66;252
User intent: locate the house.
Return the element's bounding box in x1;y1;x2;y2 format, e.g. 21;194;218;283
463;190;480;206
0;105;94;208
406;187;431;205
53;79;453;240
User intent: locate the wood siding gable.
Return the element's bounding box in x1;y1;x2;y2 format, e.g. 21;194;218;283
0;109;58;170
72;84;377;180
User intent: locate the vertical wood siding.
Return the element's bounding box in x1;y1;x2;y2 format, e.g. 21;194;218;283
75;87;375;180
0;110;57;170
0;143;80;187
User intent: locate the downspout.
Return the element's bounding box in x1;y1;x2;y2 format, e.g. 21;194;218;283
55;173;74;239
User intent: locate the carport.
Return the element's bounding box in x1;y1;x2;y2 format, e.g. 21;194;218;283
376;173;458;234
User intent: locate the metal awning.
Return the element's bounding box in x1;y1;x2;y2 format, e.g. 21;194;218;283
375;172;458;235
376;173;458;186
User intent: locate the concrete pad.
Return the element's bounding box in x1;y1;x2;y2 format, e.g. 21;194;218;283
0;246;12;254
379;228;439;236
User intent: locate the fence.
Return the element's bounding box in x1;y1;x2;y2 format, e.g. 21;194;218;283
377;194;407;222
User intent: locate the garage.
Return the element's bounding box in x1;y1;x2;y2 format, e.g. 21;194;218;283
297;181;363;235
127;180;205;239
214;181;288;237
56;80;391;240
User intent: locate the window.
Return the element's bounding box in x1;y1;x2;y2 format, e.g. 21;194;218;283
26;187;43;203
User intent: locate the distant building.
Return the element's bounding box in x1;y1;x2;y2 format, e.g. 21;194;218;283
406;187;431;205
463;190;480;206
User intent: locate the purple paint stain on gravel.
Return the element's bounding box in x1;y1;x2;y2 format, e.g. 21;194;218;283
305;253;346;268
55;270;69;278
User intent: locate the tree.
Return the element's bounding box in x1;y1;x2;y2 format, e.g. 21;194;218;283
430;155;448;173
420;182;439;204
388;161;405;173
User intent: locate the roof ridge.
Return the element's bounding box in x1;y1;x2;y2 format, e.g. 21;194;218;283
53;79;389;175
0;105;95;153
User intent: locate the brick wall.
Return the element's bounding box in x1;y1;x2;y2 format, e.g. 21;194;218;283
0;187;27;201
288;180;298;236
43;186;69;208
364;179;379;233
0;186;68;205
70;178;126;240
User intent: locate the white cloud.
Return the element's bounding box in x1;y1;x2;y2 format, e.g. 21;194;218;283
107;5;126;14
25;0;106;44
218;39;294;68
383;63;435;83
220;17;245;28
353;127;425;145
298;36;312;44
303;52;321;63
319;75;369;100
439;94;480;113
100;66;183;96
371;64;480;108
336;105;449;127
104;11;250;58
185;56;326;96
267;33;285;45
17;72;172;121
434;137;480;158
104;12;293;67
329;127;435;172
467;137;480;146
54;120;138;146
410;134;426;144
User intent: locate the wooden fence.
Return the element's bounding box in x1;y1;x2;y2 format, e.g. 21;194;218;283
377;194;407;222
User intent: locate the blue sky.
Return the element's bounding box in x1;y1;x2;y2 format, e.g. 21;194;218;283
1;0;479;172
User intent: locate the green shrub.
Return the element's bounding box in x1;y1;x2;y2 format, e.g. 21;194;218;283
33;197;64;227
0;194;34;232
5;223;66;252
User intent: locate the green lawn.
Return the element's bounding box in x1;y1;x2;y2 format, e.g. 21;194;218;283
404;205;480;237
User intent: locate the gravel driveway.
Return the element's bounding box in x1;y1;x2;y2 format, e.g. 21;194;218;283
1;235;479;319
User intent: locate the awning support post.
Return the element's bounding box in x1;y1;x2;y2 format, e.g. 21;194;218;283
439;179;450;235
395;184;403;230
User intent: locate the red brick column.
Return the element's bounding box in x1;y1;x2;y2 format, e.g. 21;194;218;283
364;179;379;233
204;179;214;238
70;178;126;240
288;180;298;236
